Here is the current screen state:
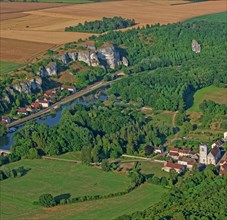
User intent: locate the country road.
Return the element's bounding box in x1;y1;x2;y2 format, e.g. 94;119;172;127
7;78;120;128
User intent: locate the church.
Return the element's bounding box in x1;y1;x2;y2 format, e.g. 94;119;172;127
199;144;222;165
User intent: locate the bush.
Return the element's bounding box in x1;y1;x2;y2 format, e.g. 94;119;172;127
39;194;56;207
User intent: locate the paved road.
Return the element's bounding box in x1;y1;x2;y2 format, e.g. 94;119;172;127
7;79;117;128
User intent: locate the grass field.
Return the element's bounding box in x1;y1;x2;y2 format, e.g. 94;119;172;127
185;11;226;23
140;161;169;178
32;183;166;220
0;61;23;75
188;86;227;113
53;151;81;160
0;159;166;220
0;159;130;219
151;111;174;126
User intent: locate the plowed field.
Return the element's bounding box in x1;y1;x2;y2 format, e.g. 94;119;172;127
0;0;225;63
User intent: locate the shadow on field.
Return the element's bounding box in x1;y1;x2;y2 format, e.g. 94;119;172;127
54;193;71;204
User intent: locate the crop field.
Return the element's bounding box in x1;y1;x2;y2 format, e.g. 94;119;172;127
0;0;225;63
1;159;166;220
0;38;54;63
185;11;226;23
188;86;227;113
0;61;23;75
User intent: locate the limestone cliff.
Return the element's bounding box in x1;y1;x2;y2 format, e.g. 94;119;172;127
11;77;42;94
52;45;127;70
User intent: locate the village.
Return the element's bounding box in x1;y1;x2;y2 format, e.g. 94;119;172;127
0;85;76;127
159;132;227;176
15;85;76;117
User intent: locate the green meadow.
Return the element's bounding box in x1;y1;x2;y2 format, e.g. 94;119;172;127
185;11;226;23
1;159;166;220
188;86;227;113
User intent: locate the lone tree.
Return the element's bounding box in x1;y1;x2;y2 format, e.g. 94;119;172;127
39;194;56;207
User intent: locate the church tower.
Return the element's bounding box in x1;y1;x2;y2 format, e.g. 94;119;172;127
199;144;208;164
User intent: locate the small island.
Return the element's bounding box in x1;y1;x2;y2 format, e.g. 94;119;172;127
65;16;136;33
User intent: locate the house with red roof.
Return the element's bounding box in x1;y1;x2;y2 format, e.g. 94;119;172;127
162;161;185;174
17;108;29;115
178;156;197;170
61;85;76;93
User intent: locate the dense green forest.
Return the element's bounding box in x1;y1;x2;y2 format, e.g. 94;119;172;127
116;166;227;220
65;16;136;33
89;21;226;111
9;103;173;161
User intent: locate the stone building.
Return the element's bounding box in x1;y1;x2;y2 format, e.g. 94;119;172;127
199;144;222;165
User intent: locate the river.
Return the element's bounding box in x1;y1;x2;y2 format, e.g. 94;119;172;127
0;89;108;151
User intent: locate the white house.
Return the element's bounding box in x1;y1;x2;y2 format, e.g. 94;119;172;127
61;85;76;93
154;146;165;154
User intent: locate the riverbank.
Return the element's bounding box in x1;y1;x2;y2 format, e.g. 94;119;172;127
7;78;120;129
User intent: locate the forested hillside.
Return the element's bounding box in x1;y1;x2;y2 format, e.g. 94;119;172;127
91;21;226;111
117;166;227;220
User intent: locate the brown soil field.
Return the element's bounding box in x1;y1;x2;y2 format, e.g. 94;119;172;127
0;38;54;63
0;2;67;20
0;0;225;63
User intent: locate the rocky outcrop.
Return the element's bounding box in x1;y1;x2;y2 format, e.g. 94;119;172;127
90;51;100;67
68;52;78;61
45;62;58;76
55;53;71;64
192;39;201;53
122;57;129;67
78;51;91;66
37;45;127;76
11;77;42;94
97;46;121;69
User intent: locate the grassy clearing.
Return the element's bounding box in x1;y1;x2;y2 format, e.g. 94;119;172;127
185;11;226;23
1;159;130;219
0;61;23;75
53;151;81;160
28;183;166;220
188;86;227;113
140;161;169;178
151;111;174;126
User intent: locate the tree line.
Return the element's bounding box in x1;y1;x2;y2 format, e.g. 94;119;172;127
65;16;136;33
10;103;174;160
116;165;227;220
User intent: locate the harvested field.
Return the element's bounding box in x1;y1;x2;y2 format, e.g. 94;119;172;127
0;30;92;44
0;38;54;63
0;0;225;62
35;0;226;26
0;2;67;20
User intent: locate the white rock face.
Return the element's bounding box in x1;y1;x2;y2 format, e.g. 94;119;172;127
192;39;201;53
46;62;58;76
12;77;42;94
55;54;71;64
122;57;129;67
90;52;100;67
68;52;78;61
97;46;121;69
78;51;91;66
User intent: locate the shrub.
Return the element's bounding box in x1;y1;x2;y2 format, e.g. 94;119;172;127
39;194;56;207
